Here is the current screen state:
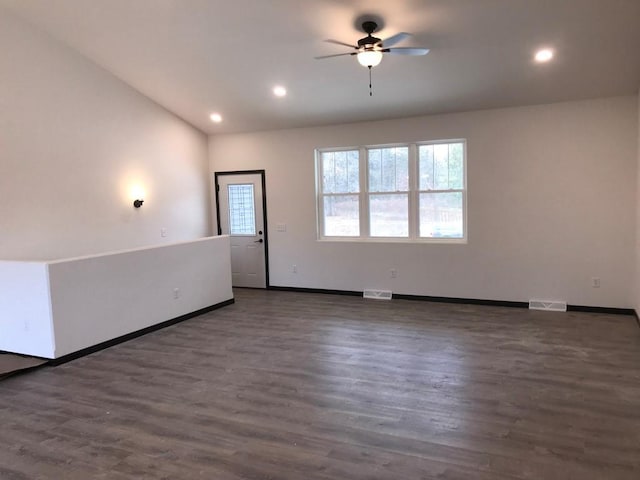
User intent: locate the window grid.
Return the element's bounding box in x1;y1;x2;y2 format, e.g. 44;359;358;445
227;184;256;235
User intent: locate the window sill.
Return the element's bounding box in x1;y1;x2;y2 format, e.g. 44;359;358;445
316;237;468;245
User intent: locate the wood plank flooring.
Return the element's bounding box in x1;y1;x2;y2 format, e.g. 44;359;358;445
0;353;47;379
1;289;639;479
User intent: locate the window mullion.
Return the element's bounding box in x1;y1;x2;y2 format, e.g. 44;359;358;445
408;143;418;239
316;150;325;238
359;146;369;238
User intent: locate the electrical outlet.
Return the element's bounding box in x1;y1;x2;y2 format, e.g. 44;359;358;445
292;264;298;274
173;288;180;299
160;228;167;237
390;268;397;279
591;277;600;288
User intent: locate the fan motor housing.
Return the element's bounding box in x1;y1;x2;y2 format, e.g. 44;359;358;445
358;35;381;48
358;20;381;48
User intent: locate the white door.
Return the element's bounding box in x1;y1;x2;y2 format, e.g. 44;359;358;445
216;172;267;288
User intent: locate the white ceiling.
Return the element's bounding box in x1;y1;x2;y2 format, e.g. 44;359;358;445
2;0;639;134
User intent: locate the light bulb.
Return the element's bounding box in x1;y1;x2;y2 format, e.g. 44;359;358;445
357;50;383;67
273;86;287;97
534;48;554;63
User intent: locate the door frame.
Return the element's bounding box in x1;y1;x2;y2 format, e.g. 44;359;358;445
214;169;269;288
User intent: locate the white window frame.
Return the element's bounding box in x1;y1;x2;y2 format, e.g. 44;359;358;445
316;139;467;243
316;147;362;239
366;144;411;239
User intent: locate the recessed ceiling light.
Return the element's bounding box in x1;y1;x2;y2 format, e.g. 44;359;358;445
534;48;554;63
273;86;287;97
209;112;222;123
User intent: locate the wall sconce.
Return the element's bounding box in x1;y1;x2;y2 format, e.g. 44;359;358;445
129;184;145;208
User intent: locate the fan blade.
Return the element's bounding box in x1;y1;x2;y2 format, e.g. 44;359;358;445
384;47;430;56
324;39;358;49
315;52;357;59
377;32;410;47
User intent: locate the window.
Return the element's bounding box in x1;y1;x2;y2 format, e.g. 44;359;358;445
418;143;465;239
319;149;360;237
227;184;256;235
316;140;466;242
368;146;409;237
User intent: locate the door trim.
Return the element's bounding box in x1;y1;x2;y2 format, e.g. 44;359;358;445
214;170;269;288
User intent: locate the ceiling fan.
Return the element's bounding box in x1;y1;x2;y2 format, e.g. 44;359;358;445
316;20;429;67
316;20;429;95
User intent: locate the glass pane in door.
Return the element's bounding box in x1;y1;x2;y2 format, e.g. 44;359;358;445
227;184;256;235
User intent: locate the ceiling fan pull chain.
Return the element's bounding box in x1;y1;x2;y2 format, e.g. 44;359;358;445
368;66;373;96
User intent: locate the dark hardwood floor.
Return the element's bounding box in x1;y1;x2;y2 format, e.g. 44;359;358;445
1;289;639;479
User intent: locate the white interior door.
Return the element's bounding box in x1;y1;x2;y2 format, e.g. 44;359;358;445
217;173;267;288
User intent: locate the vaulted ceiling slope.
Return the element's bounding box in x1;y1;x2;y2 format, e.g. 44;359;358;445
2;0;639;134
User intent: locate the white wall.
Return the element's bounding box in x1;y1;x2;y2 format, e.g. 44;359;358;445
0;261;55;357
48;236;232;358
209;96;638;308
0;237;233;359
0;9;211;261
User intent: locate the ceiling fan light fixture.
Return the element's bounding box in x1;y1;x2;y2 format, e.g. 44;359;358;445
273;85;287;97
534;48;554;63
357;49;383;67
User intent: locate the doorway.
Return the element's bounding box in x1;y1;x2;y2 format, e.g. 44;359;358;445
215;170;268;288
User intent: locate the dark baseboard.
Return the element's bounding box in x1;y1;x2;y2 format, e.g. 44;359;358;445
392;293;529;309
400;296;635;316
633;310;640;328
269;285;528;308
268;285;362;297
268;286;636;317
566;305;635;316
49;298;235;366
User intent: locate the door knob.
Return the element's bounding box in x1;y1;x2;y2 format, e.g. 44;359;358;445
254;239;263;243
